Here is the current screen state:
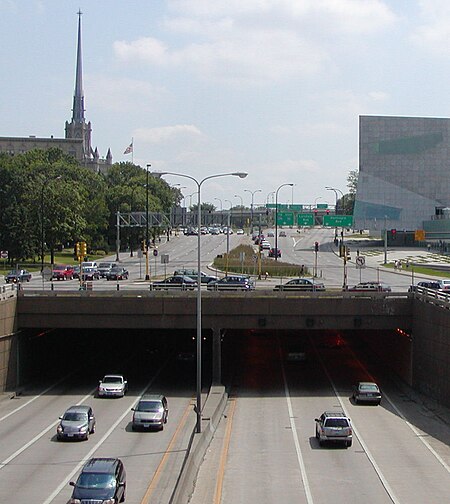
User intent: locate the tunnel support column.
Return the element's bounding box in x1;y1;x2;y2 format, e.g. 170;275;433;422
212;327;222;385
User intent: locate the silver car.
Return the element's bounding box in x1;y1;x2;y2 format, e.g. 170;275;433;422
57;405;96;441
131;394;168;431
315;411;352;447
97;374;128;397
352;381;382;405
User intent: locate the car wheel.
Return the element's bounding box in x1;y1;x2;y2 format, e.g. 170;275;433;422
131;425;137;432
319;439;324;447
346;440;352;447
85;431;89;441
120;485;126;502
90;424;95;434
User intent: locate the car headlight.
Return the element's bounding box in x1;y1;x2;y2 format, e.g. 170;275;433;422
102;499;115;504
57;425;63;433
68;499;81;504
79;424;88;433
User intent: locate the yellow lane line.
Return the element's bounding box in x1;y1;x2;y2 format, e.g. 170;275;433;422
140;397;195;504
214;398;237;504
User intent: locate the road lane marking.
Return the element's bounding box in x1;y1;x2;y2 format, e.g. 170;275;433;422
213;398;236;504
140;397;195;504
280;348;314;504
0;375;70;423
43;363;168;503
0;388;96;471
313;342;401;504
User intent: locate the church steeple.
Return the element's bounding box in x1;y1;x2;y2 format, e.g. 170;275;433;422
72;10;85;123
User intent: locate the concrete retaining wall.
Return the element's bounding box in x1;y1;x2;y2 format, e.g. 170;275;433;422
0;286;18;391
172;385;228;504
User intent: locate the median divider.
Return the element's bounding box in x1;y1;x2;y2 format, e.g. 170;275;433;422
171;385;228;504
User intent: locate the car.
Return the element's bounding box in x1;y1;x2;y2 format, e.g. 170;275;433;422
97;374;128;397
236;228;244;235
81;261;98;269
131;394;168;431
274;278;325;291
51;264;74;280
207;275;255;291
437;279;450;292
81;267;100;281
279;230;287;237
173;269;217;283
5;269;32;283
286;344;307;362
315;411;353;447
268;247;281;258
97;261;117;277
72;265;80;279
152;275;198;290
69;457;126;504
352;381;382;405
260;240;271;250
267;231;274;237
106;266;129;281
347;281;391;292
56;405;96;441
408;281;441;292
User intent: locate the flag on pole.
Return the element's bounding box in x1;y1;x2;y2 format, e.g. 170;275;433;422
123;141;133;155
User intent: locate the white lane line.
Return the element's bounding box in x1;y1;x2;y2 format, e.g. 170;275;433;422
0;389;96;470
279;348;314;504
0;376;70;423
315;346;401;504
43;366;166;504
345;346;450;475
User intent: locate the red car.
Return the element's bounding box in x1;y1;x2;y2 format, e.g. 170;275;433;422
51;265;75;280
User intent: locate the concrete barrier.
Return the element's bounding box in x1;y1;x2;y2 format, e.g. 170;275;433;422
171;385;228;504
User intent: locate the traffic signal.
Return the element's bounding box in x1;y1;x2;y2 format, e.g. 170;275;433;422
315;241;319;252
75;241;87;259
80;241;87;257
391;229;397;240
326;209;330;215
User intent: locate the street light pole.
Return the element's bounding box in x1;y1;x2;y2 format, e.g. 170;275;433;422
150;170;247;434
244;189;262;235
145;164;151;280
325;186;344;214
275;183;294;262
234;194;243;229
40;175;62;274
214;197;223;226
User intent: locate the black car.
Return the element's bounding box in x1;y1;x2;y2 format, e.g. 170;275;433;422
81;267;100;281
173;269;216;283
152;275;198;290
5;269;32;283
69;457;126;503
268;247;281;258
106;266;129;280
207;275;255;291
274;278;325;291
408;281;441;292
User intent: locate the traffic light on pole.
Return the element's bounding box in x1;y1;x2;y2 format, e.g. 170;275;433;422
315;241;319;252
391;229;397;240
75;242;81;258
80;241;87;258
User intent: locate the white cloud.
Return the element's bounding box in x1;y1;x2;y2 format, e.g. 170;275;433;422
133;124;203;144
411;0;450;56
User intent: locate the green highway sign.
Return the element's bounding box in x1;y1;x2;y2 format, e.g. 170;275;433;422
317;203;328;209
297;213;314;226
323;215;353;227
277;211;294;226
289;204;303;211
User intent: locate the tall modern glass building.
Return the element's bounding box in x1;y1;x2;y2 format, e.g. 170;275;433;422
354;115;450;236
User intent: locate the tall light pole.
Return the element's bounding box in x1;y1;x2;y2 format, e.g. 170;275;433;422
145;164;151;280
214;197;223;226
244;189;262;235
150;170;248;433
275;183;294;262
40;175;62;274
325;186;344;214
234;194;244;229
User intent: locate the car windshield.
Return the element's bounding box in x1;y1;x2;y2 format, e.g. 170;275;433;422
325;418;349;428
102;376;122;383
99;263;111;268
360;384;379;391
77;472;116;489
63;412;87;421
136;400;163;412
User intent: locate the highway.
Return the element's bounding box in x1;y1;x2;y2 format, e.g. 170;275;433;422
0;349;199;504
13;227;420;292
192;331;450;504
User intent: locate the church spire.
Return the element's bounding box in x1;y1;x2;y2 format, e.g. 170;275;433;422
72;10;85;123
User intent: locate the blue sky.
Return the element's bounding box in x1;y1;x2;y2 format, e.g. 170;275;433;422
1;0;450;207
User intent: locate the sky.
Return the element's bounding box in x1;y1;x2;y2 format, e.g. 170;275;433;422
2;0;450;208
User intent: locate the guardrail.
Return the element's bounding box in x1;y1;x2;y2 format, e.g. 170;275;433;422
412;285;450;308
0;283;17;300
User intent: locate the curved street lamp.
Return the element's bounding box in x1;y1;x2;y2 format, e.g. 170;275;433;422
214;197;223;226
325;186;344;214
150;170;247;433
234;194;244;229
275;183;294;262
244;189;262;235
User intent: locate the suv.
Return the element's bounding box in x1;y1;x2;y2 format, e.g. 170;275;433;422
51;265;74;281
69;457;126;503
131;394;168;431
56;405;96;441
315;411;352;447
97;262;117;277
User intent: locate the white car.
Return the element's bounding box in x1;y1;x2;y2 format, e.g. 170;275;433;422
97;375;128;398
236;229;244;235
